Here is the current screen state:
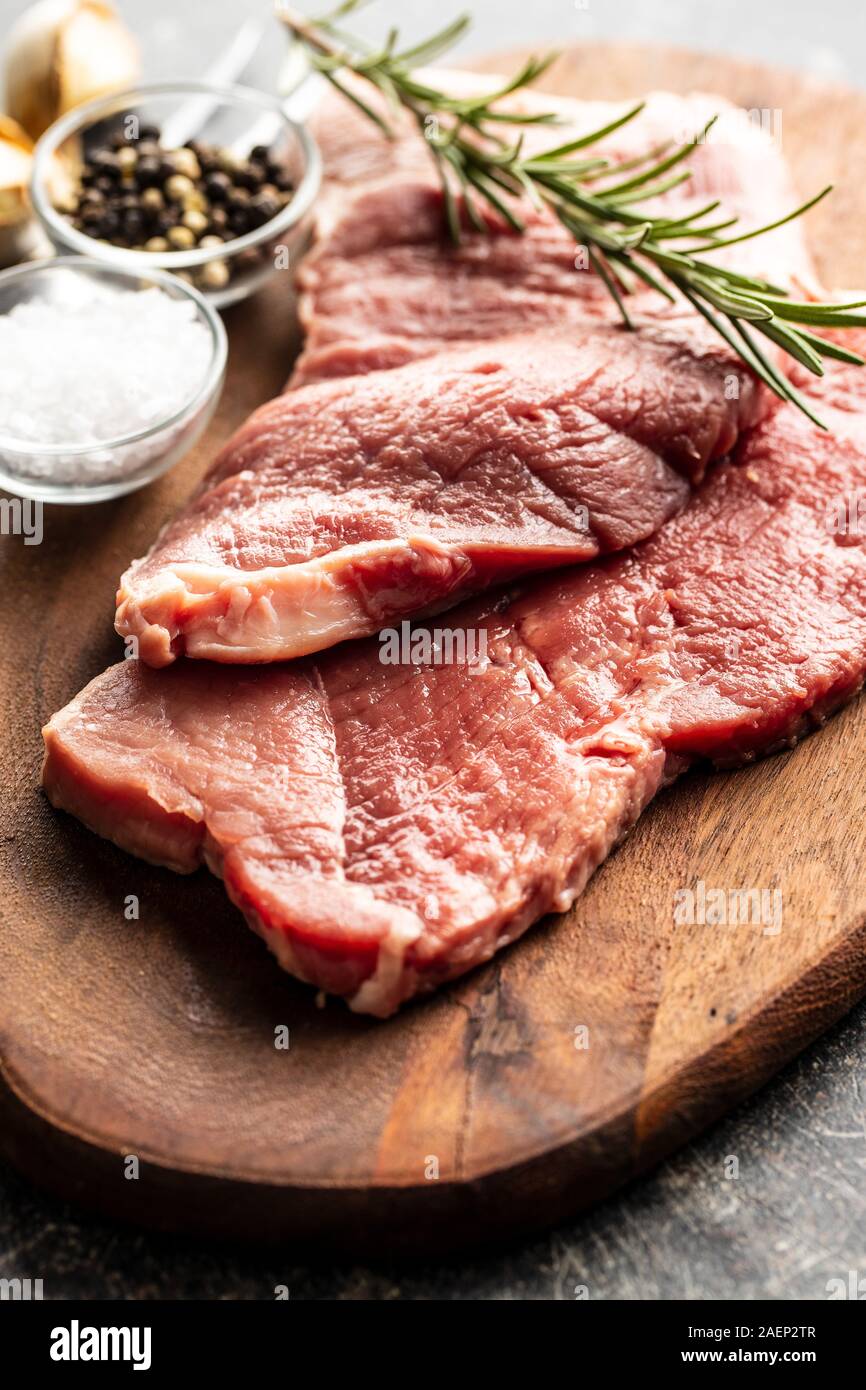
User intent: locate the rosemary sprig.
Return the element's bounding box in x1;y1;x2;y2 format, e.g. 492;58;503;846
277;1;866;426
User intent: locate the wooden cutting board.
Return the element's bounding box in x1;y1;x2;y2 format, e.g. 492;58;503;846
2;44;866;1255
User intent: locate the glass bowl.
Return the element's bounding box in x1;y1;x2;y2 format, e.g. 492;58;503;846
30;81;322;309
0;256;227;504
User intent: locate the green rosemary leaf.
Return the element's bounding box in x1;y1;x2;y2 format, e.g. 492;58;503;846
595;120;716;198
756;320;826;375
686;274;774;321
685;262;787;295
734;321;828;429
510;165;544;211
558;207;646;255
588;247;634;328
458;53;561;108
754;296;866;326
462;184;490;233
316;0;371;24
462;164;527;232
604;171;693;204
649;198;722;227
617;253;677;301
392;15;472;67
676;280;822;422
533;172;652;227
533;101;647;152
694;186;833;253
792;329;866;367
658;216;739;239
317;69;394;133
434;154;464;242
579;138;673;181
465;109;561;126
607;257;637;294
523;125;642;166
519;156;610;177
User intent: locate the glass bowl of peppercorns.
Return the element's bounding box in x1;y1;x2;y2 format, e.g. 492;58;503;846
29;82;322;309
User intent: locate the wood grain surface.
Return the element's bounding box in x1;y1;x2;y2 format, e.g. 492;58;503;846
1;44;865;1255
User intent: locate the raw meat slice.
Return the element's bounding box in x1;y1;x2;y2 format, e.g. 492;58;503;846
114;325;764;667
43;345;866;1016
308;75;813;283
295;80;816;384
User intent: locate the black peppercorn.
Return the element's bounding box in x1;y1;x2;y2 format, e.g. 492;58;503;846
197;147;222;174
123;208;144;238
187;139;218;169
204;171;231;202
248;192;281;228
136;156;162;188
91;148;120;178
234;160;267;191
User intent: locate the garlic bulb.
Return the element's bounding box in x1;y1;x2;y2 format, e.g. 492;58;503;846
3;0;139;143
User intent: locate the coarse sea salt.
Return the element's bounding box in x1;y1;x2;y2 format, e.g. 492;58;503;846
0;271;213;485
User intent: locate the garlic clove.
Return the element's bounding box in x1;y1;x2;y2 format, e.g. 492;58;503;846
56;1;140;122
0;113;70;267
0;116;35;228
0;115;38;267
3;0;140;143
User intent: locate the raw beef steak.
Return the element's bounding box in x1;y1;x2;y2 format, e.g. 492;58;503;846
295;80;815;384
115;325;763;667
43;347;866;1015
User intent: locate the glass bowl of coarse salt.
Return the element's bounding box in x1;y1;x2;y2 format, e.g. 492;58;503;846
0;256;227;504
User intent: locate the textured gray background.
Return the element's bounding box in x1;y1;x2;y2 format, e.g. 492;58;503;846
1;0;865;1301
